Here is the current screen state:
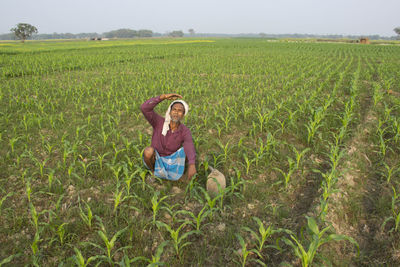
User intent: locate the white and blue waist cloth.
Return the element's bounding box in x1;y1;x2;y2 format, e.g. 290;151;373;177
144;147;186;181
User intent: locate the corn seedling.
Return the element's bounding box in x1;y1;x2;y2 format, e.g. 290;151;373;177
9;135;21;154
178;205;210;232
290;146;310;170
120;241;169;266
156;221;197;260
373;82;384;107
242;154;255;176
382;186;400;232
78;156;94;177
25;179;32;202
56;222;67;245
242;217;280;253
234;233;265;267
78;198;94;230
30;202;39;231
273;157;296;189
71;247;101;267
113;185;131;213
197;187;221;219
31;229;43;266
97;151;110;171
123;167;139;196
151;191;169;225
0;192;13;216
0;254;22;267
282;216;359;267
305;107;325;144
381;162;400;184
219;112;232;132
109;164;123;184
391;117;400;143
227;168;246;198
32;157;48;179
46;170;56;190
84;226;129;266
139;169;152;191
184;173;200;201
216;140;232;164
376;122;391;158
325;141;345;171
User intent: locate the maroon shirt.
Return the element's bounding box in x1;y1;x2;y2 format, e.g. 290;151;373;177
140;96;196;165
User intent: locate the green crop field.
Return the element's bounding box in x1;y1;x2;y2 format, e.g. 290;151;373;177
1;38;400;266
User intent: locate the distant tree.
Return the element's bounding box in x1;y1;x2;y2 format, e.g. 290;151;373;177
188;29;195;36
10;23;38;42
394;27;400;38
104;28;137;38
259;33;267;38
169;30;184;38
138;29;153;37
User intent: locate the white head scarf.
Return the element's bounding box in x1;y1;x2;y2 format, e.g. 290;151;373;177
162;100;189;136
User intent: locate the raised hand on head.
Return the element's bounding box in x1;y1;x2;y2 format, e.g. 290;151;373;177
160;93;183;100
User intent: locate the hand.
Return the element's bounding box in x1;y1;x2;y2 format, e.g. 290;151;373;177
160;93;183;101
187;164;197;181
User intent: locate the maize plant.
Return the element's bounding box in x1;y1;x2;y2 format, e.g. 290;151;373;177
382;186;400;232
234;233;264;267
282;216;359;267
156;221;197;260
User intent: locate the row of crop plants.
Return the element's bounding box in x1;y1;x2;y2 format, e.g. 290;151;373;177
371;53;400;262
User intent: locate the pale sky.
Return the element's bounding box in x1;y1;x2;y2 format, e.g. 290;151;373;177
1;0;399;36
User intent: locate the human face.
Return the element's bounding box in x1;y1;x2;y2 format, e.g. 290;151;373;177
170;103;185;123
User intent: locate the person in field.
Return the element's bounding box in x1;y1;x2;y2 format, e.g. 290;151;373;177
141;93;196;181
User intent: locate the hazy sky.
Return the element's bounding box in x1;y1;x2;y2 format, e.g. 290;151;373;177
1;0;399;36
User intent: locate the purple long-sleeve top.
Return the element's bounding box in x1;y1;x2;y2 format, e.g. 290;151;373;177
140;96;196;165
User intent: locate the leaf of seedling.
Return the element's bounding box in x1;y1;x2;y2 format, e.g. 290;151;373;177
72;247;101;267
0;192;14;216
197;187;221;219
0;253;21;266
178;204;210;233
97;226;128;263
29;202;39;231
150;240;169;265
235;233;264;267
306;216;319;236
282;216;359;267
156;221;197;259
291;146;310;169
31;230;43;256
78;199;93;229
151;191;170;224
57;222;68;245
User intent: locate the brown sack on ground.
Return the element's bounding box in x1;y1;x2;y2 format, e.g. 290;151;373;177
206;166;226;195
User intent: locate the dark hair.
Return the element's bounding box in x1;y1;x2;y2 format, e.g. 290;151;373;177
171;102;185;113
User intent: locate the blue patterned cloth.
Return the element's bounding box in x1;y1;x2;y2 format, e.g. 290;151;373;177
143;147;186;181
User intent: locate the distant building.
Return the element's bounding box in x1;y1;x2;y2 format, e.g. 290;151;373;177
359;37;370;44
